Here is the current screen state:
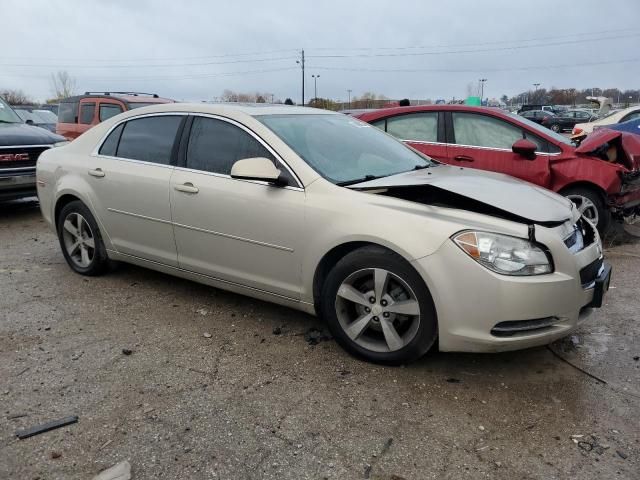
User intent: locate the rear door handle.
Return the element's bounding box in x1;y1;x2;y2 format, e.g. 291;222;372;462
88;168;105;177
174;182;199;194
454;155;475;162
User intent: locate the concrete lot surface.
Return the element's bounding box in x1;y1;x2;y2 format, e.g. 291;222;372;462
1;199;639;479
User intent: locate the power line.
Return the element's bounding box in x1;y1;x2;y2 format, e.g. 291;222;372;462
4;66;299;81
308;57;640;74
0;48;299;62
0;55;298;69
307;32;640;59
308;27;640;52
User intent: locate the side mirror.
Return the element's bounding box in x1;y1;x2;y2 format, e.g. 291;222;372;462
512;138;537;160
25;119;34;125
230;157;286;186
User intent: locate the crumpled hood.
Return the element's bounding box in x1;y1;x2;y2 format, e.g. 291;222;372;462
576;128;640;171
349;164;574;224
0;122;65;146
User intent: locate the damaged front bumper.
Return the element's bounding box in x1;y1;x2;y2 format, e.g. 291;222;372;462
412;220;608;353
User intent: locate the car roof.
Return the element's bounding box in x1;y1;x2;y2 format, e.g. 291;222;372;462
353;105;510;121
114;102;338;117
59;93;174;104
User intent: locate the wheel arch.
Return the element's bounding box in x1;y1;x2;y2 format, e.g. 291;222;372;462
312;241;424;315
558;181;608;203
54;193;83;229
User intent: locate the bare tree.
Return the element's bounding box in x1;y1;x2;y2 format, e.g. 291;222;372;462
50;71;77;99
0;88;32;105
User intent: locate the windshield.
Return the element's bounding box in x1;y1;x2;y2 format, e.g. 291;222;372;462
0;97;23;123
34;109;58;122
257;114;431;184
508;113;572;146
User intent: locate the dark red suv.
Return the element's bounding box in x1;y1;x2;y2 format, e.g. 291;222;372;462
56;91;174;140
354;105;640;232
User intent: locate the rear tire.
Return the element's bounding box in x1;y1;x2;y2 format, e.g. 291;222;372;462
320;246;437;365
562;186;610;234
57;200;109;276
550;124;561;133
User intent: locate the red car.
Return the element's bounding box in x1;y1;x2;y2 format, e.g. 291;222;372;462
354;105;640;232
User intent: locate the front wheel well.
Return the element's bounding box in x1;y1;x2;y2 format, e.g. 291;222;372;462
559;182;608;203
313;241;400;314
54;194;82;229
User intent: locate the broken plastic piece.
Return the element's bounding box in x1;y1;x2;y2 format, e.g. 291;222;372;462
15;415;78;439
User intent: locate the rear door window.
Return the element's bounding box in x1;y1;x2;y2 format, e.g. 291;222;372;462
79;103;96;124
385;112;438;142
99;104;124;122
116;115;183;164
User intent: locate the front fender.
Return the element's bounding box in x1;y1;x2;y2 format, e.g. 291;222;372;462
551;156;623;195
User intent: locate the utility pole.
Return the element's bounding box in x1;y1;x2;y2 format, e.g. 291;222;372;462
347;89;352;108
479;78;487;104
312;74;320;104
270;93;274;104
296;49;305;106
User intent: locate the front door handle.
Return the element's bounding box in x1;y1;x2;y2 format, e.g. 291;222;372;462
88;168;105;177
454;155;475;162
174;182;199;194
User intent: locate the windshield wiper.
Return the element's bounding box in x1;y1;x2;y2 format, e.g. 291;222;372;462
0;120;18;124
336;174;382;187
413;164;430;170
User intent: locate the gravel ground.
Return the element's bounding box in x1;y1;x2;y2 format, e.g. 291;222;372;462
1;199;639;479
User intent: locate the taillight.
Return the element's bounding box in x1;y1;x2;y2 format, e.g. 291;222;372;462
542;116;549;123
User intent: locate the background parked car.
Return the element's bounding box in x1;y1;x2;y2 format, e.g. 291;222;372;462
599;118;640;136
56;91;174;139
541;109;597;133
572;105;640;141
354;105;640;232
0;96;65;201
519;109;555;125
12;106;58;132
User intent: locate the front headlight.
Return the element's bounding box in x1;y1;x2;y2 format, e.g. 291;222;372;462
453;231;552;276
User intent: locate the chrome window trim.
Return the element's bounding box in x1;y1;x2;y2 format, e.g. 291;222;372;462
172;165;304;192
91;154;175;171
91;111;305;190
399;138;559;156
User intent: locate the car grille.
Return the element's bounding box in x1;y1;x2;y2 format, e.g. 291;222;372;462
580;257;604;287
0;146;50;170
564;216;595;253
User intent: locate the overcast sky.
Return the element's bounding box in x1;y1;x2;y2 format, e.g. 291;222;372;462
4;0;640;103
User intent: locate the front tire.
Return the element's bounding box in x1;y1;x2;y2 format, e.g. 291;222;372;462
57;200;109;276
550;124;561;133
562;186;610;234
320;246;437;365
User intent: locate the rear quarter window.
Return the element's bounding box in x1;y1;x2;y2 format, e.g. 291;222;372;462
58;102;79;123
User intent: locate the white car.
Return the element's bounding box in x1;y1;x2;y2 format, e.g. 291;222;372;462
572;105;640;138
36;104;610;364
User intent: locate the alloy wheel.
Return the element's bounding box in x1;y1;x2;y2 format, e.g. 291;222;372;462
61;212;96;268
334;268;421;353
567;194;599;226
